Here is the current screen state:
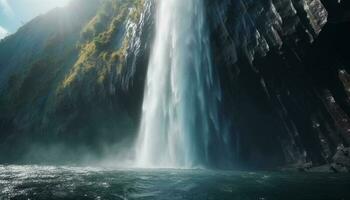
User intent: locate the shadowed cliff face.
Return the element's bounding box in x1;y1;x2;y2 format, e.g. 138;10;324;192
209;0;350;168
207;0;328;168
0;0;349;168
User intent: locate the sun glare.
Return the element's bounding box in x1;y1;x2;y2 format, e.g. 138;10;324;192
24;0;70;12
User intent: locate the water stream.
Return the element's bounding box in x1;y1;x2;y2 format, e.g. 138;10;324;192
135;0;231;168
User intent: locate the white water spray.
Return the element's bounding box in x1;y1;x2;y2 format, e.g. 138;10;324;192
135;0;230;168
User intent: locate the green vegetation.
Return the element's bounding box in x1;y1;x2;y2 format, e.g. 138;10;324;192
0;0;146;163
61;0;145;91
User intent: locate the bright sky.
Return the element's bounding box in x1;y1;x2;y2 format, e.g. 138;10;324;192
0;0;70;39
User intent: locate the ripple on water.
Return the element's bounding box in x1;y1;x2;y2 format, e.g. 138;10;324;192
0;165;350;200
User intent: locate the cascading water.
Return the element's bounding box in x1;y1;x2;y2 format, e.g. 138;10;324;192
135;0;232;168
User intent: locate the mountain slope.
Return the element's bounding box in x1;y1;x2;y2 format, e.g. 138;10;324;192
0;0;152;163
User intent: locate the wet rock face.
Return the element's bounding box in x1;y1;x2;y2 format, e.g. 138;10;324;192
333;146;350;169
207;0;327;65
207;0;350;168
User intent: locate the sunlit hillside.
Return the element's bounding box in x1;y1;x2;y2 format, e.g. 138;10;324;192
0;0;149;163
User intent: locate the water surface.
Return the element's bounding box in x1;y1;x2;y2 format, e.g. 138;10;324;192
0;165;349;200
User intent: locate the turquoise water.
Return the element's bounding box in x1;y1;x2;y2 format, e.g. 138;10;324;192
0;165;349;200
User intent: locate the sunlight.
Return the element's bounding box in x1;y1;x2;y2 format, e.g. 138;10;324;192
0;0;72;32
0;25;8;39
19;0;70;14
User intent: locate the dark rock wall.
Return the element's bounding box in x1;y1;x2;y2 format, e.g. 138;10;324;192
208;0;350;168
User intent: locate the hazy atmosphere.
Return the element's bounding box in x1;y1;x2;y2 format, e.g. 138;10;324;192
0;0;350;199
0;0;69;36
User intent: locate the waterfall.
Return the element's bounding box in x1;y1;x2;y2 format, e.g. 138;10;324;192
135;0;231;168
